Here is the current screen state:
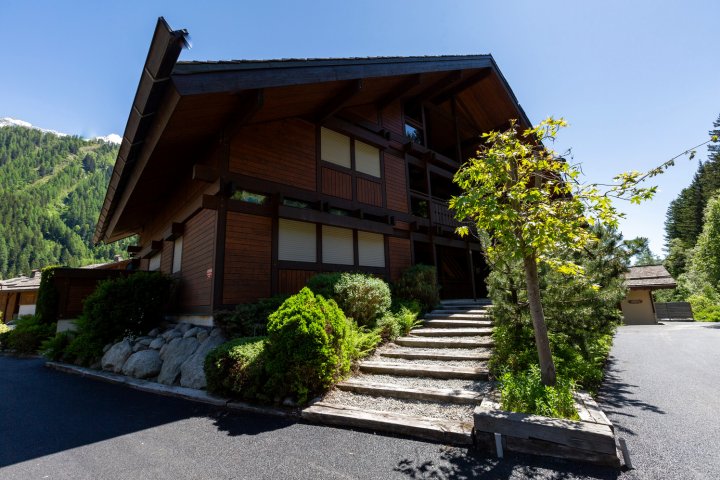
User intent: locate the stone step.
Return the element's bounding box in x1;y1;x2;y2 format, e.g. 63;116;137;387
359;361;489;380
395;337;494;349
379;349;492;362
302;402;473;445
425;313;491;319
410;327;493;337
430;309;491;315
424;319;493;328
336;379;483;405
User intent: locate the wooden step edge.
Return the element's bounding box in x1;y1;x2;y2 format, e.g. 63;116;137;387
424;320;494;326
380;351;492;361
302;402;473;445
337;379;483;405
410;328;493;337
395;337;495;349
359;361;489;380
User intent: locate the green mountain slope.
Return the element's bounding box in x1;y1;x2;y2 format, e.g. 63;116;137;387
0;125;130;278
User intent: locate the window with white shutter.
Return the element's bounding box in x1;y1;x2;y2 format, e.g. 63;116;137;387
354;140;381;177
321;127;351;168
172;236;183;273
357;231;385;267
148;252;161;271
278;219;316;262
322;226;354;265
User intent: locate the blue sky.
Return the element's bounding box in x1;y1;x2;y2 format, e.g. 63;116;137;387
1;0;718;254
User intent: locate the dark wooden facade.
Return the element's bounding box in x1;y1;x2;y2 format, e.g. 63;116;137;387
94;18;532;318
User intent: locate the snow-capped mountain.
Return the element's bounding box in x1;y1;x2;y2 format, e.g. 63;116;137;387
0;117;121;145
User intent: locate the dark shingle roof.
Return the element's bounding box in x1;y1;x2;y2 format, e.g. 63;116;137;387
625;265;676;289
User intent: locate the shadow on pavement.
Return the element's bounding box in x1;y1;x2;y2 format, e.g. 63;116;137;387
394;447;620;480
0;357;293;468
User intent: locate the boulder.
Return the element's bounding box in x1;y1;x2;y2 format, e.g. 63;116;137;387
177;323;191;334
149;337;165;350
102;343;113;354
122;350;162;379
101;340;133;373
157;337;200;385
132;342;148;353
162;328;183;341
183;327;201;338
148;328;160;337
179;333;227;389
196;329;209;344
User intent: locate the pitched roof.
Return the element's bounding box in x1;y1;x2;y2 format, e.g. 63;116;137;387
625;265;677;289
0;272;41;292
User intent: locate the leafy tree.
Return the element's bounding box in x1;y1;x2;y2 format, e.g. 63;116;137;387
450;118;659;385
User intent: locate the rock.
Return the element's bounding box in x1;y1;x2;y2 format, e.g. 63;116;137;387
149;337;165;350
101;340;133;373
196;330;209;343
148;328;160;337
122;350;162;379
157;337;200;385
183;327;201;338
102;343;113;354
177;323;191;334
137;337;153;346
210;328;223;338
162;329;182;342
179;333;227;389
283;397;297;407
132;342;148;353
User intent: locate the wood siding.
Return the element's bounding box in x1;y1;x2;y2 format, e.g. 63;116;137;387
230;118;316;191
179;209;216;308
388;237;412;282
321;167;352;199
160;240;173;274
223;212;272;304
278;269;316;295
381;100;404;136
357;177;383;207
384;153;408;213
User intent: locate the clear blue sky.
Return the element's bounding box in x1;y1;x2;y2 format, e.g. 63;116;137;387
2;0;718;254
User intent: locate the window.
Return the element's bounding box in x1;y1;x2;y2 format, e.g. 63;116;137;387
278;219;316;262
321;127;351;168
354;141;381;178
322;226;353;265
358;231;385;267
232;190;268;205
172;236;183;273
148;252;161;271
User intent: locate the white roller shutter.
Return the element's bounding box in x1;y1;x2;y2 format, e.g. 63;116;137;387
358;231;385;267
279;219;316;262
322;226;354;265
172;236;183;273
321;127;351;168
355;140;381;177
148;252;161;271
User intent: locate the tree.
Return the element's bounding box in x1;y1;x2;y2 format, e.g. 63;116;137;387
626;237;661;266
450;118;659;386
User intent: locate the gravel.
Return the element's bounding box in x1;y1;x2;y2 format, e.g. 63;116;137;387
353;373;495;393
366;353;487;368
322;389;475;422
379;345;493;356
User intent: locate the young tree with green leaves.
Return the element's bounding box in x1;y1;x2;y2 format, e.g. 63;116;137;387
450;118;670;386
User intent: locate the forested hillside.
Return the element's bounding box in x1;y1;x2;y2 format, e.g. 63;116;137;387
0;125;129;279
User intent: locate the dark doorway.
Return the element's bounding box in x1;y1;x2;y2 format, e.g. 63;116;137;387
435;245;489;299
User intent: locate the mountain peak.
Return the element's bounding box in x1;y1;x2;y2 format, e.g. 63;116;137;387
0;117;121;145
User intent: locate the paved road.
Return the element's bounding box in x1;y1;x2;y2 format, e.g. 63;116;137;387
1;323;717;479
598;322;720;480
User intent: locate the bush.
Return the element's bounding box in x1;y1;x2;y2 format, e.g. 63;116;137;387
500;365;578;420
41;331;74;361
204;337;267;398
346;323;382;361
62;329;106;367
376;304;422;341
393;264;440;312
2;316;56;354
333;273;391;326
306;272;342;300
81;271;174;347
214;295;289;338
264;287;352;404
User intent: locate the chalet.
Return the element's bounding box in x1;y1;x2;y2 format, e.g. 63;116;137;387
0;271;41;321
93;18;533;326
622;265;677;325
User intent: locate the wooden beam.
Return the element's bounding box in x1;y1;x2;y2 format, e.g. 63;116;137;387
192;164;220;183
430;68;491;105
376;74;422;110
201;195;220;210
225;89;264;138
126;245;142;253
315;79;363;123
164;222;184;241
406;71;462;105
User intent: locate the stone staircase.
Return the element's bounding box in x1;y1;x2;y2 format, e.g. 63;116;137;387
302;299;494;445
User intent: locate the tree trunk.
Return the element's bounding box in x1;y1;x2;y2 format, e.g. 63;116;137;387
522;254;557;386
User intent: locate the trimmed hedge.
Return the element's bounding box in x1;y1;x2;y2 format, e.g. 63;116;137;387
393;264;440;312
204;337;267;398
264;287;352;404
334;273;391;326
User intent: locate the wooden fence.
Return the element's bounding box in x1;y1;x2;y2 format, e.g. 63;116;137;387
655;302;694;321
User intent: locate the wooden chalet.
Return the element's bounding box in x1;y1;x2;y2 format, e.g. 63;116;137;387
0;271;41;322
93;18;533;325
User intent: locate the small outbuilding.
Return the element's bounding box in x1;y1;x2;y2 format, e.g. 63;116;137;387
621;265;677;325
0;270;42;322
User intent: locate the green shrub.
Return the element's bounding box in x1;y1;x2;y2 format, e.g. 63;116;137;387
695;305;720;322
333;273;391;326
3;316;56;354
376;305;422;340
393;264;440;312
0;322;11;348
346;323;382;361
306;272;342;300
63;329;105;366
500;365;579;420
204;337;267;398
81;271;174;346
264;287;352;404
214;295;289;338
41;331;74;361
35;265;61;325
